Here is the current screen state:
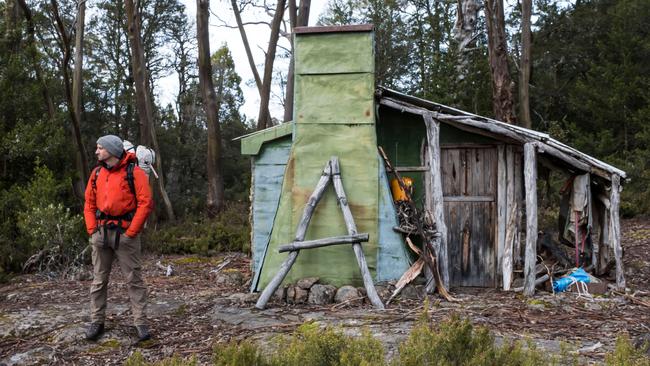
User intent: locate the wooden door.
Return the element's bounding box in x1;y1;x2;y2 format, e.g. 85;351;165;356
441;145;497;287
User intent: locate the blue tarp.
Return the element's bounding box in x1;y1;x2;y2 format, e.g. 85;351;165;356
552;268;591;292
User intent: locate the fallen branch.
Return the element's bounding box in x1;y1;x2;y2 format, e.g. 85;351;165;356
386;258;424;305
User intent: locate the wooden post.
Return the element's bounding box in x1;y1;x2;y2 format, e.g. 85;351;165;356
513;151;523;267
255;160;332;310
597;202;610;275
503;146;516;290
422;139;435;293
423;112;449;289
610;174;625;290
278;233;369;253
331;157;385;309
497;145;507;283
523;142;538;296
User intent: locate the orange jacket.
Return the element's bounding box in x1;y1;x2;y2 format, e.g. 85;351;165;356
84;152;154;237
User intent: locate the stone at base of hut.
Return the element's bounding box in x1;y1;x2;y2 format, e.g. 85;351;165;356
374;284;394;301
297;277;320;289
273;286;287;302
308;284;336;305
287;286;309;304
216;270;245;286
335;286;362;305
400;285;421;300
228;292;259;303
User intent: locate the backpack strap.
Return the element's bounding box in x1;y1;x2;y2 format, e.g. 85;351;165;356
126;162;136;196
92;166;101;191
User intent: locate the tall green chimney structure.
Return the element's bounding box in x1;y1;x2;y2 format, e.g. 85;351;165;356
257;25;379;288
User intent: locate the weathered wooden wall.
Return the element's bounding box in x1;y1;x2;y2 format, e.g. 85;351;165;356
442;145;497;287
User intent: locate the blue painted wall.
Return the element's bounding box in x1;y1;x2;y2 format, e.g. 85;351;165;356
250;137;292;291
376;154;411;281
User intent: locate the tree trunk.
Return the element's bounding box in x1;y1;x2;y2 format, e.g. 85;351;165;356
519;0;532;129
50;0;89;199
484;0;516;124
197;0;225;216
283;0;310;122
72;0;87;194
454;0;480;79
16;0;55;119
124;0;175;221
256;0;286;130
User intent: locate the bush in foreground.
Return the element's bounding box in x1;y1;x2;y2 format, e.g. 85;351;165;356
125;314;649;366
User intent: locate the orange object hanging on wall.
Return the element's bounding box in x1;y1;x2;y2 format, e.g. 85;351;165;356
390;177;413;202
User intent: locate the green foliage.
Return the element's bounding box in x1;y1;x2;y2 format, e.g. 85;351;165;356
212;341;269;366
126;318;650;366
125;351;198;366
16;165;86;274
605;335;650;366
271;322;385;366
143;202;250;255
394;312;557;366
532;0;650;215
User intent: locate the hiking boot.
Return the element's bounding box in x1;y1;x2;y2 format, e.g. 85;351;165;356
85;323;104;341
134;325;151;343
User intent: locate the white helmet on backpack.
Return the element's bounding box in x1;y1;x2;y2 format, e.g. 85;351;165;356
123;140;158;178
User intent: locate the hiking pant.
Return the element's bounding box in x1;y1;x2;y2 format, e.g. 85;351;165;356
89;227;147;326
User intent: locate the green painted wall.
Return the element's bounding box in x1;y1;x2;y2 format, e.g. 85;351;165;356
258;29;379;289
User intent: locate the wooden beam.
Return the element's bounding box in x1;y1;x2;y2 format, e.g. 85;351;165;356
388;166;430;172
255;160;332;310
330;157;385;309
523;142;538;296
597;202;610;275
443;196;494;202
513;150;523;268
503;145;516;290
379;98;519;144
534;142;591;174
610;174;626;290
423;112;449;289
497;145;507;282
278;233;369;253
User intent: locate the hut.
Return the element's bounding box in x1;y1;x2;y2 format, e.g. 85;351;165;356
239;25;627;298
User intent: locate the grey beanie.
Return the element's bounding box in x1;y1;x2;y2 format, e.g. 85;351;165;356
97;135;124;158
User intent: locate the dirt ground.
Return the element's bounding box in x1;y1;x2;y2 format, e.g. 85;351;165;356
1;219;649;365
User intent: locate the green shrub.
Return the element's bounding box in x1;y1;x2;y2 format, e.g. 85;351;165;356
271;322;385;366
212;340;269;366
127;318;650;366
0;186;25;281
394;312;563;366
16;165;86;274
143;202;250;255
605;335;650;366
125;351;198;366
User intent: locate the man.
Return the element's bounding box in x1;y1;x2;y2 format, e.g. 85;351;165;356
83;135;154;342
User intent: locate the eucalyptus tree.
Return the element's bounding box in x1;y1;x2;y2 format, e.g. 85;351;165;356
125;0;175;220
484;0;515;123
231;0;286;130
197;0;225;215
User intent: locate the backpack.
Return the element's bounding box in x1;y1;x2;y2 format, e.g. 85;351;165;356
123;140;158;178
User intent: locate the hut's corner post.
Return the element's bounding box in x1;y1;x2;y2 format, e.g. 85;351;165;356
523;142;538;296
610;174;625;290
424;112;449;290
